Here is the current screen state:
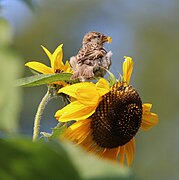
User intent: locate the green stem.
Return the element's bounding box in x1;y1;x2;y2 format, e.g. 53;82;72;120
32;87;51;142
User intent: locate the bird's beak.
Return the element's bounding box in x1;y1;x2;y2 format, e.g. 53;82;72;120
103;36;112;43
107;36;112;43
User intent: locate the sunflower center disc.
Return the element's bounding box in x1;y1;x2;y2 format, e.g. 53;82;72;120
91;82;142;148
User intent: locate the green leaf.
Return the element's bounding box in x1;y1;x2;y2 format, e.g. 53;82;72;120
15;73;78;87
0;18;12;47
0;137;81;179
0;18;23;133
105;69;117;87
40;122;66;141
63;142;134;180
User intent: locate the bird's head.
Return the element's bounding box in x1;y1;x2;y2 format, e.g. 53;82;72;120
82;31;112;46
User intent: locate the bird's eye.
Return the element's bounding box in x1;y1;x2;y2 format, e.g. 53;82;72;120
93;35;100;39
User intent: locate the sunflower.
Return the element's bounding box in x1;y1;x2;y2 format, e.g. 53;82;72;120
25;44;72;86
55;56;158;166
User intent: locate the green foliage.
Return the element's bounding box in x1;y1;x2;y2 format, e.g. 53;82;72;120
39;123;134;179
15;73;78;87
40;122;66;141
0;18;12;47
63;142;133;180
0;138;81;180
0;18;23;132
0;137;136;180
105;69;117;87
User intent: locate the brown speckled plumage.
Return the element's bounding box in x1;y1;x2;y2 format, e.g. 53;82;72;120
70;31;112;81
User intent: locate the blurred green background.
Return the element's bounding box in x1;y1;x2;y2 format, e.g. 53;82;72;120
0;0;179;179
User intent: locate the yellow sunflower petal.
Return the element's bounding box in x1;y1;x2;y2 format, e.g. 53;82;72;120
119;146;125;165
80;133;94;151
69;119;90;131
140;103;159;131
96;78;110;96
125;138;135;166
63;61;73;73
41;45;52;66
64;120;91;144
52;44;63;72
100;148;119;162
142;103;152;112
55;101;96;122
141;113;158;130
123;56;134;84
76;86;100;106
58;82;95;99
25;61;53;74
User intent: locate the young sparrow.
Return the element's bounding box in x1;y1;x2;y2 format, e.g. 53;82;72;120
70;31;112;81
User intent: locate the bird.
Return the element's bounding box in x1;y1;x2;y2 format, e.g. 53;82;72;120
70;31;113;81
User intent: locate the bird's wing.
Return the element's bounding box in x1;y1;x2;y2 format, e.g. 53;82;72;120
77;48;107;63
